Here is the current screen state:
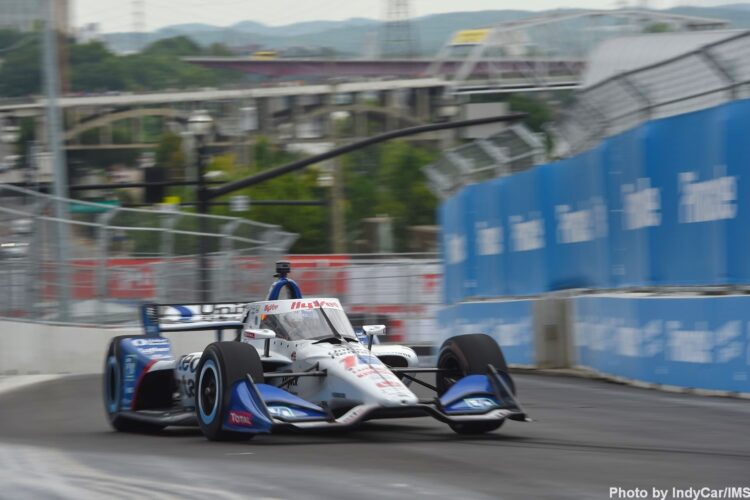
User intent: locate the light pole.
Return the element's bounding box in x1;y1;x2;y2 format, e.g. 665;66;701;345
330;111;350;254
188;110;214;303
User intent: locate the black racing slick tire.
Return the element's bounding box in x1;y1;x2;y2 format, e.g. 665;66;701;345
103;335;165;433
195;342;265;441
436;333;514;435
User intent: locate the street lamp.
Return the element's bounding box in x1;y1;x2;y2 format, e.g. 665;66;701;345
329;111;350;254
0;121;20;173
188;110;214;303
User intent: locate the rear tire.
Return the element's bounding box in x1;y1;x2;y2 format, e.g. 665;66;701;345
103;335;165;433
436;333;514;435
195;342;264;441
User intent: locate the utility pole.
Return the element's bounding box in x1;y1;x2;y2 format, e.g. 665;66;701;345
43;0;71;321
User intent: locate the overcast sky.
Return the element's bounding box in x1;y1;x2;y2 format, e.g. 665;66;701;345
73;0;743;33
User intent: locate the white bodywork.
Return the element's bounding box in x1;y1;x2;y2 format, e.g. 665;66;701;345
175;298;420;410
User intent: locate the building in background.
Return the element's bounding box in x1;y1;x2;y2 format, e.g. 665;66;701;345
0;0;70;34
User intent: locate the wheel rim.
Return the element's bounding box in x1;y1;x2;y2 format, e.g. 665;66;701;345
198;360;220;423
438;352;463;394
105;356;120;414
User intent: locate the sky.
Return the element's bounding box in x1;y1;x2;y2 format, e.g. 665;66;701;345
73;0;745;32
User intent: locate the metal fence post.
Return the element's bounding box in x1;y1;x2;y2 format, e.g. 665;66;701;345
220;220;242;302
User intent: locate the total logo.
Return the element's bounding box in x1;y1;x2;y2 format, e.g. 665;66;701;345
228;410;253;427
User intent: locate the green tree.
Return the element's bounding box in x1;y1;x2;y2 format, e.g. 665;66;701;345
343;141;439;251
155;132;186;180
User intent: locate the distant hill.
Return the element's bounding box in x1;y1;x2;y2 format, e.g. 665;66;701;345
100;6;750;56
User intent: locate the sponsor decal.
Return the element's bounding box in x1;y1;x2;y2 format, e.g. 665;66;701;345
131;338;170;347
228;410;253;427
446;234;466;265
332;392;346;398
476;222;503;256
341;355;357;369
264;304;279;313
678;168;737;224
510;214;545;252
622;178;661;230
124;355;137;381
376;381;401;388
290;299;341;310
178;354;200;373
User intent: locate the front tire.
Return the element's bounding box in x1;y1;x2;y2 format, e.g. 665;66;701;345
436;333;514;435
195;342;264;441
103;335;164;433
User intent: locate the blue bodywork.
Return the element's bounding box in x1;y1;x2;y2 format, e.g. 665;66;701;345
439;371;516;415
116;336;174;411
223;380;327;433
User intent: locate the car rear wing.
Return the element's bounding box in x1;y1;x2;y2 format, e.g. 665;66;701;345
141;302;249;336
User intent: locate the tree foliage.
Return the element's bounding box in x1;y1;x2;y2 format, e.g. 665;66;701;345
0;34;242;98
193;138;439;254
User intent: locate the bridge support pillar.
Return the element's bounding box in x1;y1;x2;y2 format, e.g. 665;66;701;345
257;97;272;135
353;93;367;139
385;90;398;130
416;88;431;122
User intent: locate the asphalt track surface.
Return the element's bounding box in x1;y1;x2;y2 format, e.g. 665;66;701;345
0;374;749;500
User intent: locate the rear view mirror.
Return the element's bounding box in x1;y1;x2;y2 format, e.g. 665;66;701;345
362;325;386;336
243;328;276;340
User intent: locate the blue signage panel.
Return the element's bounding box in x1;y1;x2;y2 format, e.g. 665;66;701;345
544;149;609;290
436;300;535;366
573;295;749;394
472;178;508;298
602;127;652;288
641;107;728;285
503;167;549;296
723;99;750;284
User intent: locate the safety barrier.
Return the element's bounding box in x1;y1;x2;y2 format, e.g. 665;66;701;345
574;294;750;394
436;300;536;367
441;99;750;302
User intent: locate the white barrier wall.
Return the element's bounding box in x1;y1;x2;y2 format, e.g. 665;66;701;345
0;320;222;375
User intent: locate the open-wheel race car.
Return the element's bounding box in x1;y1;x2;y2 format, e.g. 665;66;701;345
103;261;529;441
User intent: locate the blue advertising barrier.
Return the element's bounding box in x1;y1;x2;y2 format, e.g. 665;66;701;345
503;167;549;296
440;98;750;303
603;126;651;288
472;178;507;298
641;106;728;286
544;149;609;290
436;299;535;366
574;295;750;394
724;99;750;284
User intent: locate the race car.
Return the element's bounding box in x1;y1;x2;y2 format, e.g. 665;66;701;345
103;261;528;441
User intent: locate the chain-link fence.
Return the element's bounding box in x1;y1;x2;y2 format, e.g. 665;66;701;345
280;254;442;345
0;184;297;324
423;123;545;199
557;30;750;156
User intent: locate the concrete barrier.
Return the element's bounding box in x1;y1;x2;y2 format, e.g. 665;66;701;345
0;320;225;375
441;293;750;396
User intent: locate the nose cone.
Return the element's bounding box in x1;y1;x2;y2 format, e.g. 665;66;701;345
328;348;419;407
